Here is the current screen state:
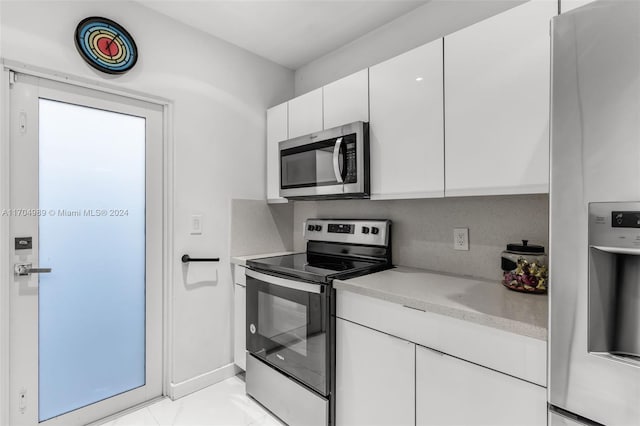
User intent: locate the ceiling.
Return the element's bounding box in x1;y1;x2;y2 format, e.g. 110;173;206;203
137;0;430;69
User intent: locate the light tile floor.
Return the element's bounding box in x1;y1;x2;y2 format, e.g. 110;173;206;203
101;376;283;426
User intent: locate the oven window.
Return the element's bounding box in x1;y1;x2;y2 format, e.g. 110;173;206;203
258;292;308;356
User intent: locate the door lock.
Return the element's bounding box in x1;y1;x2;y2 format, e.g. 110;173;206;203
14;263;52;276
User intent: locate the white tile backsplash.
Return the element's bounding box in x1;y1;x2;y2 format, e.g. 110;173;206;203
230;199;293;257
293;195;549;281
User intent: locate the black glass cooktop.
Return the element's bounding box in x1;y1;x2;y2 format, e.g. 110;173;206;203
247;253;389;284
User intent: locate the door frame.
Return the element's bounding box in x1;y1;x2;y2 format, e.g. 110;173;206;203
0;59;175;426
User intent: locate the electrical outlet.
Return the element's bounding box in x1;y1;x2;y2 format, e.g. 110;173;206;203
454;228;469;251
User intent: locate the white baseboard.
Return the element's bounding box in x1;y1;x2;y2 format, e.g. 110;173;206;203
169;363;241;400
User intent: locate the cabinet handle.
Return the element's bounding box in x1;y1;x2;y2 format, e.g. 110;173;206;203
420;345;445;356
403;304;426;312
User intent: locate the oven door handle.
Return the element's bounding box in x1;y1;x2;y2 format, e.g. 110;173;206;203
332;137;344;184
246;269;323;294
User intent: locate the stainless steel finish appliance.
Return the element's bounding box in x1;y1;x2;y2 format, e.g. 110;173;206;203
588;203;640;359
279;121;369;200
245;219;392;426
549;1;640;424
246;355;329;426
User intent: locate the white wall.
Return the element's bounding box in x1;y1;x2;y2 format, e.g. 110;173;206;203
294;0;528;95
0;0;294;406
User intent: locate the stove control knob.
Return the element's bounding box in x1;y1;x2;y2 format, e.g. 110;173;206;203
361;226;370;234
371;227;379;235
314;225;322;232
307;224;315;231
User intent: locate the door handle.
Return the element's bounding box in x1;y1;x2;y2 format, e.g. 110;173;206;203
332;137;344;184
14;263;52;276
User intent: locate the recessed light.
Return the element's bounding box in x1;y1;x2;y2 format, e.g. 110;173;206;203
415;77;424;82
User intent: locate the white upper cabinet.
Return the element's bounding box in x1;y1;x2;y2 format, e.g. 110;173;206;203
287;88;323;139
369;40;445;199
266;102;288;203
322;69;369;130
336;318;415;426
444;0;556;196
416;345;546;426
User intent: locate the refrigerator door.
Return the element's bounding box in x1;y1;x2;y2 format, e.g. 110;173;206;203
550;1;640;425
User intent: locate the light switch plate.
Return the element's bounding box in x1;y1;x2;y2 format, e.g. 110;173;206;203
454;228;469;251
190;215;203;235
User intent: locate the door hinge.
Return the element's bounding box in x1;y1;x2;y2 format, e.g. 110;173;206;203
9;71;16;86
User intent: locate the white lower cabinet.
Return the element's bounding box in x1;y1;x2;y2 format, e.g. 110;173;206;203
233;265;246;370
336;289;547;426
548;411;588;426
416;345;546;426
336;318;415;426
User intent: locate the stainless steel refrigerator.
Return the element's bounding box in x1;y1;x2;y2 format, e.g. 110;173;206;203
550;0;640;425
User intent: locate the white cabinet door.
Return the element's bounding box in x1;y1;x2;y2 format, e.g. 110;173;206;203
416;345;546;426
266;102;288;203
336;319;415;426
323;69;369;130
288;88;323;139
549;411;589;425
369;40;444;200
233;283;246;371
444;0;556;196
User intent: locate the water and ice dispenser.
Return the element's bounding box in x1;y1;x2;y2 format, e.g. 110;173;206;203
589;202;640;360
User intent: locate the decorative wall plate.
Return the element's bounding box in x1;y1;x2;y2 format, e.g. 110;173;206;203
74;17;138;75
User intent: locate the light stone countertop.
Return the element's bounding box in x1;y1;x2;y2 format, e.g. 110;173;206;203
230;252;296;266
333;266;548;341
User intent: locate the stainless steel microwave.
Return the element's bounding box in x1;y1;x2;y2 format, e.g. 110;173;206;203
279;121;369;200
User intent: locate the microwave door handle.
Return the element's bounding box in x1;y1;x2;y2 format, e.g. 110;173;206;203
333;137;344;184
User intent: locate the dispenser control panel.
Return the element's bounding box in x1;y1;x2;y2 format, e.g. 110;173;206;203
590;202;640;248
611;211;640;228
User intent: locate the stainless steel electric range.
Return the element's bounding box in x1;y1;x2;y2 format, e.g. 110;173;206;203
245;219;392;426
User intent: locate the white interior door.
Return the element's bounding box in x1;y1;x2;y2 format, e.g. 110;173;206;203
8;73;163;426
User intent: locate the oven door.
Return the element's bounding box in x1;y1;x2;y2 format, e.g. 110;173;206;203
279;122;367;199
246;269;330;396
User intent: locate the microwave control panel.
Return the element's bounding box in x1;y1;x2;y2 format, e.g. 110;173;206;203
344;138;357;183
